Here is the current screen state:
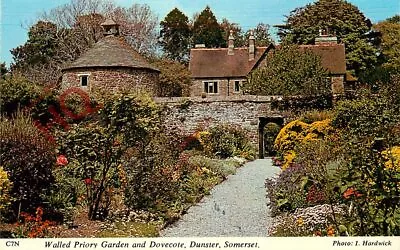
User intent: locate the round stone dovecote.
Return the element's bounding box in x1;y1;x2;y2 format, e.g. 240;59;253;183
61;19;159;95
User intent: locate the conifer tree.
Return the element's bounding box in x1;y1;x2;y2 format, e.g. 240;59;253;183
192;6;224;48
159;8;191;62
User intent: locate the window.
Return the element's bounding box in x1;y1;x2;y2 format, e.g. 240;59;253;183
79;74;89;87
234;80;241;92
203;81;218;94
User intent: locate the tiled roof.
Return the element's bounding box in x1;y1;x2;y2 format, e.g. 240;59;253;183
298;44;346;74
189;47;271;78
190;43;346;78
62;36;159;72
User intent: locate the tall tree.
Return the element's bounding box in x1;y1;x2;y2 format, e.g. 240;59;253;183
41;0;159;56
374;15;400;72
159;8;191;62
110;4;159;56
279;0;379;76
192;6;224;48
152;58;192;97
245;45;330;96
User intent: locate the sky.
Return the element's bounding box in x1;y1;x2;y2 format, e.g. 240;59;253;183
1;0;399;66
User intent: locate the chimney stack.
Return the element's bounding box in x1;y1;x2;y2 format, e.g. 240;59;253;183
248;30;255;61
315;28;337;45
228;30;234;55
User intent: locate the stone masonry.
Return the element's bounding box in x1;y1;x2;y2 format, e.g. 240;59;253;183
154;95;281;147
62;67;159;95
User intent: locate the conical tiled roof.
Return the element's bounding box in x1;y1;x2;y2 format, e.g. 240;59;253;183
62;36;159;72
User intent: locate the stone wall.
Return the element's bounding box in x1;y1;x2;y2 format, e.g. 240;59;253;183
61;67;159;95
154;95;280;146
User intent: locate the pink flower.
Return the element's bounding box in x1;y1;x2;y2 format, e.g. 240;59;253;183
56;155;68;166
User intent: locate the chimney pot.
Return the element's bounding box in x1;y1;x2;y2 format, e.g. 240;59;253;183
228;30;234;55
249;30;255;61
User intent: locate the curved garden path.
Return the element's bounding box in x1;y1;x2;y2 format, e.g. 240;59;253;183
161;159;280;237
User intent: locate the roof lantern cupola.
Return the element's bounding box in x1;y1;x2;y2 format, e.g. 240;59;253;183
101;18;120;37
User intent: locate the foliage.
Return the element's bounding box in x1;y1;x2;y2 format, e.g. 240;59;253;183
373;15;400;73
265;164;308;215
279;0;379;76
0;167;13;219
0;76;41;116
159;8;191;62
57;93;160;220
122;131;184;217
244;23;273;47
274;119;336;170
45;161;86;224
188;155;241;179
10;20;91;85
0;63;8;79
264;122;281;156
199;124;256;159
152;59;192;97
192;6;224;48
109;4;159;56
271;95;333;112
13;207;55;238
245;45;330;96
220;18;245;47
12;1;159;84
331;86;400;235
0;112;55;217
335;141;400;236
382;146;400;171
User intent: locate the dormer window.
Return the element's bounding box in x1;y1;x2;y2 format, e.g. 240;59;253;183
79;74;90;87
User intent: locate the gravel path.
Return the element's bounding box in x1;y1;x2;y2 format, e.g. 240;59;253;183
161;158;280;237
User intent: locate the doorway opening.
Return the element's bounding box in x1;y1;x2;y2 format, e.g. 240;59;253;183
258;116;284;159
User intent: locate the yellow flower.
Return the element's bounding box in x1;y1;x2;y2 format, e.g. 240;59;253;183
382;146;400;170
282;151;296;170
296;217;304;227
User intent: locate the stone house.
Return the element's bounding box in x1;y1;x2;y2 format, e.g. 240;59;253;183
61;19;160;95
189;31;346;97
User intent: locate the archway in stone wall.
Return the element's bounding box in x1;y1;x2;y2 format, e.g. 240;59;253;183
258;116;284;159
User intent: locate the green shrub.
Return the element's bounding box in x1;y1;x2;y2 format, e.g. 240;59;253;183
0;112;55;217
200;124;255;159
188;155;239;178
265;164;308;215
0;75;41;116
274;118;336;170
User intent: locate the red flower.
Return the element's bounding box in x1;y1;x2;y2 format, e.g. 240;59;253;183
84;178;93;185
56;155;68;166
35;207;43;221
343;187;362;199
